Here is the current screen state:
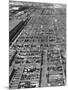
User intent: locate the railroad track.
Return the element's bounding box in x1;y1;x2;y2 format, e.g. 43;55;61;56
9;7;36;47
9;16;31;46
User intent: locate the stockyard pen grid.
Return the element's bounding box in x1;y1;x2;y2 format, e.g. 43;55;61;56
9;0;66;89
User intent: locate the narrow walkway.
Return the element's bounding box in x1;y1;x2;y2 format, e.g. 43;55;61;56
41;50;48;87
